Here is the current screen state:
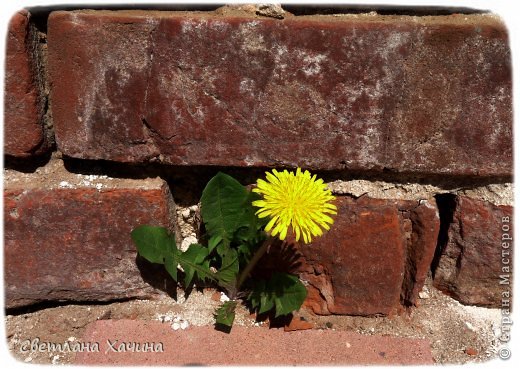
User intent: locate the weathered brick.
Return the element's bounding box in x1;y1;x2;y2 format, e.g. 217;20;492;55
297;197;439;316
47;11;511;176
399;200;440;307
4;165;175;309
433;196;513;307
4;10;47;157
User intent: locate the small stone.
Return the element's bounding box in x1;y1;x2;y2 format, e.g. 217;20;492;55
180;321;189;330
418;291;430;299
157;314;173;323
181;235;198;252
181;208;191;219
171;322;181;331
220;293;230;302
465;347;478;356
98;310;112;321
256;4;285;19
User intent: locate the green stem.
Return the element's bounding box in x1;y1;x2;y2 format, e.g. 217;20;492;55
235;236;273;291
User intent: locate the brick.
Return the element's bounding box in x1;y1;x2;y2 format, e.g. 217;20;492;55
4;164;175;309
47;11;511;176
433;196;513;307
75;320;434;365
4;10;47;157
296;197;439;316
399;200;440;307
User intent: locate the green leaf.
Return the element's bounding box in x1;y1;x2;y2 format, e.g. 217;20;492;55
249;279;274;314
200;172;251;247
164;254;178;282
208;235;222;253
178;243;215;288
271;273;307;317
131;225;176;264
216;241;231;258
237;243;253;266
234;191;268;244
215;300;237;327
215;248;239;289
259;292;275;315
249;280;263;309
248;273;307;318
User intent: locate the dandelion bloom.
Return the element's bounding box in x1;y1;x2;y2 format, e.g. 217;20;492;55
252;168;337;244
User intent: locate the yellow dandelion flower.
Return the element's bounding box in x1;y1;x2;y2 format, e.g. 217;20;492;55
252;168;337;244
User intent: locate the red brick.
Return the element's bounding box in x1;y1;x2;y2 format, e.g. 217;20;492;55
4;178;175;309
433;196;513;307
75;320;434;365
4;10;47;157
399;200;440;306
297;197;439;316
47;11;511;176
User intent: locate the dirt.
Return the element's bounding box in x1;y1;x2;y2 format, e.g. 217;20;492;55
5;277;501;365
3;154;164;191
300;279;503;365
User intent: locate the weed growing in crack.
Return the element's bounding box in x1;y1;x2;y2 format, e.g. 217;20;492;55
132;169;336;330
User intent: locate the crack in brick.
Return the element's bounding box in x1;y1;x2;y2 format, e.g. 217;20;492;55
142;19;159;122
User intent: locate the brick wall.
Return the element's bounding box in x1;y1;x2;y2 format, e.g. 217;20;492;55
4;5;513;314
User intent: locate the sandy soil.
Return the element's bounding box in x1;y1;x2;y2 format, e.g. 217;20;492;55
5;278;502;365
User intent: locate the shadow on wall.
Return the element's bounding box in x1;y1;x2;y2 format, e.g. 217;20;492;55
430;193;457;278
136;255;179;299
